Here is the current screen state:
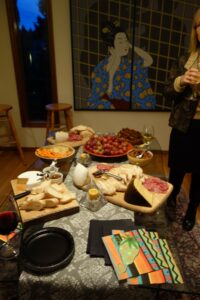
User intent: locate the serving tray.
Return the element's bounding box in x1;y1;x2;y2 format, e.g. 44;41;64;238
11;179;79;225
105;179;173;214
47;136;90;148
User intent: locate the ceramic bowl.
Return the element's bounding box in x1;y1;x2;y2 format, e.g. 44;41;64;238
127;148;153;167
49;172;63;184
35;145;75;164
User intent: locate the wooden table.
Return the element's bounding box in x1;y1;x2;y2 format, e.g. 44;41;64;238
2;139;200;299
16;143;200;299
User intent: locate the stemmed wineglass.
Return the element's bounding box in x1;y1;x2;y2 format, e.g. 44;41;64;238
0;210;19;260
142;125;154;148
187;62;200;101
193;62;200;99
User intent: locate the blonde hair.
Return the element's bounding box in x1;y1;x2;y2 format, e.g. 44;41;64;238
189;8;200;53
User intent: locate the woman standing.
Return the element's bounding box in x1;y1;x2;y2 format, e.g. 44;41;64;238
164;8;200;231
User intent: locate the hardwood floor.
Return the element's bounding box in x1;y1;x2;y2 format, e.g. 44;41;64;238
0;148;36;210
0;148;199;222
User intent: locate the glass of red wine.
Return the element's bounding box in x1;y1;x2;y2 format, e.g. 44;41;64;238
0;211;19;260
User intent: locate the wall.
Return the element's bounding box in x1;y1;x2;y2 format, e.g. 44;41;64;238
0;0;171;150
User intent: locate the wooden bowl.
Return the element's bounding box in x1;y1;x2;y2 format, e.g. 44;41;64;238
127;148;153;167
35;145;75;164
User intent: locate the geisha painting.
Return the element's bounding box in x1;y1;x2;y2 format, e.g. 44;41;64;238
86;21;156;110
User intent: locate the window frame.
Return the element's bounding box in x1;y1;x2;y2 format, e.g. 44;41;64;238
6;0;58;127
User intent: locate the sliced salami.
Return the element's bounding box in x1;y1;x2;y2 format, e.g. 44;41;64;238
68;133;83;141
142;177;169;193
96;164;115;171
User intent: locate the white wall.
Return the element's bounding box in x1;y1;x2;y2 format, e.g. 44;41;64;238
0;0;171;150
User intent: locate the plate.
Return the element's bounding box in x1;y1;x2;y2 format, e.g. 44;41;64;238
83;143;133;158
35;145;75;163
20;227;75;274
17;171;43;189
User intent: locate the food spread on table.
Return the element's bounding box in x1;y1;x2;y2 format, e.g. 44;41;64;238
47;125;95;147
12;127;173;220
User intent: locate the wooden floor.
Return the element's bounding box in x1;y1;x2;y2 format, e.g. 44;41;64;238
0;148;36;210
0;148;199;222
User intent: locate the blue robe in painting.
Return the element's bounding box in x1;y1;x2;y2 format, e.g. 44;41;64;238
87;56;156;110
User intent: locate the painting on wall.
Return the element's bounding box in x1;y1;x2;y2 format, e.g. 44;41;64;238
70;0;199;111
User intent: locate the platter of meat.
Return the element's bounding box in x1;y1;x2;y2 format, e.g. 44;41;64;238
106;175;173;214
83;134;133;158
47;125;95;148
86;163;173;214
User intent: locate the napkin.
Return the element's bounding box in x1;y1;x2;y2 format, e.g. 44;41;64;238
87;219;136;265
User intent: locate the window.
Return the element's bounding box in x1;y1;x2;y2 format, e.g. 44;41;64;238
6;0;57;127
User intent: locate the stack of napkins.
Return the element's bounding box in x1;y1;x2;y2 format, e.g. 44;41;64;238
102;228;183;285
87;219;135;265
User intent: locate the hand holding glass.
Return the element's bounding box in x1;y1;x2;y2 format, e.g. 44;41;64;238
191;64;200;100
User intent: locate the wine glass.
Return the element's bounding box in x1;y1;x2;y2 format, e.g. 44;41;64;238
0;210;19;260
193;62;200;99
142;125;154;148
187;63;200;101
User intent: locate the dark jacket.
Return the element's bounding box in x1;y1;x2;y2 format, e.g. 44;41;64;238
164;54;198;133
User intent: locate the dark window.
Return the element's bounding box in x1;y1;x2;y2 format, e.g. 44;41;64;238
6;0;57;127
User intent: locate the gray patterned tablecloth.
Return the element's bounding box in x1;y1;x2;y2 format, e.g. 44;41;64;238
18;152;158;300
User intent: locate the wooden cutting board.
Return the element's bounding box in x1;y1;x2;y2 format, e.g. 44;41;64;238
47;136;90;148
88;163;173;214
105;181;173;214
11;179;80;225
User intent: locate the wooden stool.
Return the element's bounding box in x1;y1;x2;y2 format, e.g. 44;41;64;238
45;103;73;138
0;104;25;164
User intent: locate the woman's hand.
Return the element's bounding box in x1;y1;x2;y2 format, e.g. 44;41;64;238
106;47;121;94
106;47;121;73
180;68;200;86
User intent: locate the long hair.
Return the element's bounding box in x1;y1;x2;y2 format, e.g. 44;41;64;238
189;8;200;53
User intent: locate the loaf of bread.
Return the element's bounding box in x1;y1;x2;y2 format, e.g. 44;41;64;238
19;181;77;211
19;199;46;211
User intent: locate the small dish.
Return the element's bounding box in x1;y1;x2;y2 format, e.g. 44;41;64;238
49;172;63;184
127;148;153;167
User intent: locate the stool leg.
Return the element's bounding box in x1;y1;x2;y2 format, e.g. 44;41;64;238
51;111;55;132
46;111;51;138
7;110;25;164
64;110;73;130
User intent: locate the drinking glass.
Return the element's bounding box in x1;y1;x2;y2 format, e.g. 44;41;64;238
189;63;200;101
142;125;154;147
0;210;19;260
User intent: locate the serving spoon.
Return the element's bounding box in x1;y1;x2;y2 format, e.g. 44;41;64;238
136;149;147;159
92;169;123;181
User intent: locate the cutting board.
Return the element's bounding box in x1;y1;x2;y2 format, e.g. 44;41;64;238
11;179;80;225
47;136;90;148
105;182;173;214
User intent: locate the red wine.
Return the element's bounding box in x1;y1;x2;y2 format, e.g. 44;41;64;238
0;211;18;235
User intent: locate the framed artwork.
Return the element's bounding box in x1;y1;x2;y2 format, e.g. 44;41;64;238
70;0;199;111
